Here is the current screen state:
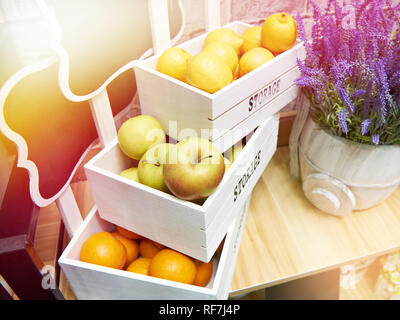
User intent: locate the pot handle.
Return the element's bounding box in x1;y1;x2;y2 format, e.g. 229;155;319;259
302;173;356;216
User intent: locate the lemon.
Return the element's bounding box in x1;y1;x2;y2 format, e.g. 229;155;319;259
186;51;233;94
156;47;192;82
233;64;240;80
204;28;243;55
261;12;297;54
203;41;238;73
239;47;274;77
240;26;262;56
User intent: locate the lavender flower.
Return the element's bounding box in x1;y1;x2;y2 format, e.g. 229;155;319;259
375;58;393;111
338;87;355;113
338;109;349;134
296;0;400;146
372;134;380;145
352;89;366;99
361;119;371;135
362;79;374;118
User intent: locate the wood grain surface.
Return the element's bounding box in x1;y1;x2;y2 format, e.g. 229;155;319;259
229;146;400;296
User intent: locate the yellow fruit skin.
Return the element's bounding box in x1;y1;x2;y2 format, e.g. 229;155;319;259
204;41;239;73
224;157;232;171
204;28;243;55
239;47;274;77
233;64;240;80
261;12;297;54
117;115;166;160
240;26;262;56
186;51;233;94
119;167;139;182
156;47;191;82
241;41;261;56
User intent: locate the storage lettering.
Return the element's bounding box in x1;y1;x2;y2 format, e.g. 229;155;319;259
248;79;280;112
233;150;261;202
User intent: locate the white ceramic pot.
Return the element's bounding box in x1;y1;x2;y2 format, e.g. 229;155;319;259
299;117;400;216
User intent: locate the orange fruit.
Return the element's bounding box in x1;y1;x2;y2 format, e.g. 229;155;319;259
115;225;143;240
80;232;126;269
193;260;213;287
139;239;165;259
261;12;297;54
217;237;225;252
149;249;197;284
126;257;152;275
152;240;166;250
111;231;139;267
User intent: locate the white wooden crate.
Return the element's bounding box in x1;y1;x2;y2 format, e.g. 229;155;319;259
134;21;304;144
58;195;250;300
84;114;279;262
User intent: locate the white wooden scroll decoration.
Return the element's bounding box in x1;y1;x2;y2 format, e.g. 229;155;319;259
0;0;220;237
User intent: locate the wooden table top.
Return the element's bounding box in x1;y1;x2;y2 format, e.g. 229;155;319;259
229;146;400;296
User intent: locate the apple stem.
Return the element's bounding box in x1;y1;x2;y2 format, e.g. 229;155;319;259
142;160;161;167
198;155;213;162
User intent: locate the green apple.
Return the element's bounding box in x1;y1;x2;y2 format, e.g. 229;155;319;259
119;167;140;182
138;143;175;193
118;115;166;160
163;137;225;200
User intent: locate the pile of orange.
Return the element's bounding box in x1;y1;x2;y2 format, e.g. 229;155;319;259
155;12;297;94
79;224;224;287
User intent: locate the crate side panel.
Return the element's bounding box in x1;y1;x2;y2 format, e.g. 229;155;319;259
211;67;300;136
202;118;272;227
212;85;298;153
215;197;250;299
205;130;277;255
204;115;279;226
59;261;217;300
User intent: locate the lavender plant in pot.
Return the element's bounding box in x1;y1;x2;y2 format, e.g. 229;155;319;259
293;0;400;216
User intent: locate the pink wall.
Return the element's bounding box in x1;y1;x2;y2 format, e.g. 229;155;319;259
181;0;330;41
231;0;308;25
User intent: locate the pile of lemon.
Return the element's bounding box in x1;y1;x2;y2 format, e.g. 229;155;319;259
156;12;297;94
